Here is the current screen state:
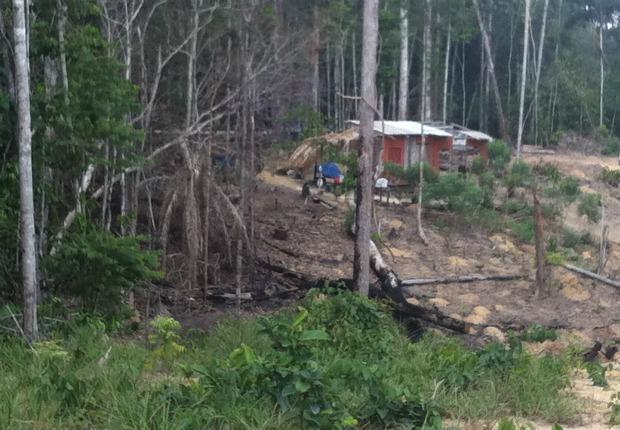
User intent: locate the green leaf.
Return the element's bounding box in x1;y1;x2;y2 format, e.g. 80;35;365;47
294;379;311;393
299;330;330;342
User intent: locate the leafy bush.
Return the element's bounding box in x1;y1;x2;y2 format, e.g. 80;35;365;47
46;219;162;315
509;219;535;243
585;361;610;387
600;168;620;187
0;165;20;300
534;162;562;183
471;156;487;175
561;228;593;249
504;160;534;191
577;192;602;223
520;324;558;343
478;171;496;208
403;162;439;187
489;140;512;174
557;176;581;202
425;173;484;215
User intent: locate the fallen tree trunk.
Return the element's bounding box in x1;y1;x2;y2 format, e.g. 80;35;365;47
563;263;620;288
401;273;524;287
368;240;471;333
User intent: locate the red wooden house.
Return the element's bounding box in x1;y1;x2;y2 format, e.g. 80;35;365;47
348;121;454;171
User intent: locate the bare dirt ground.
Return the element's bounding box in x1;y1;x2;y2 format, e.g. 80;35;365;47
255;149;620;428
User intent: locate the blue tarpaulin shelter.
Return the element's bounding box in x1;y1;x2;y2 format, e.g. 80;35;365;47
320;162;342;179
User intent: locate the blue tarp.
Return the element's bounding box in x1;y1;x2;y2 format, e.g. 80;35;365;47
320;162;342;179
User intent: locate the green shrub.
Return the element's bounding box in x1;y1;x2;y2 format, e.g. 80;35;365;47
557;176;581;202
404;162;439;187
585;361;610;387
478;171;496;208
489;140;512;174
509;219;535;243
504;160;534;191
425;173;483;215
520;324;559;342
383;161;404;178
534;162;562;183
561;228;593;249
577;192;602;223
471;156;487;175
46;219;162;315
0;164;20;301
343;207;355;233
600;168;620;187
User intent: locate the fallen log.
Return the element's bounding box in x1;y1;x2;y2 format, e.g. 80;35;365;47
562;263;620;288
401;273;524;287
368;240;471;334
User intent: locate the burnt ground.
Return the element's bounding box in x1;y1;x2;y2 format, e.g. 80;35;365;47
255;169;620;348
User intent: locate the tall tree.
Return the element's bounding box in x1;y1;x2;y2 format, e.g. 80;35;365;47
12;0;38;340
516;0;532;157
398;3;408;120
353;0;379;296
471;0;509;139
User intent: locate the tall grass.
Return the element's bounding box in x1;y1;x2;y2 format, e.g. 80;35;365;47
0;290;580;429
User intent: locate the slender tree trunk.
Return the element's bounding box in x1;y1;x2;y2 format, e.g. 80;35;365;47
353;0;379;296
599;23;604;129
507;13;515;123
534;0;549;146
13;0;38;341
418;9;429;246
461;42;466;125
533;188;547;297
398;5;409;120
423;0;432;120
471;0;509;140
442;20;452;124
517;0;532;157
352;31;358;115
311;4;320;112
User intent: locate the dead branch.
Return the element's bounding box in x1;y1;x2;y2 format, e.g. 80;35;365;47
401;273;524;287
562;264;620;288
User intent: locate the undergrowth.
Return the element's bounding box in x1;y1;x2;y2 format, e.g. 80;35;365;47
0;288;580;429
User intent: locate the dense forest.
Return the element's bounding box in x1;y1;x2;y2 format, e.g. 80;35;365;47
1;0;620;428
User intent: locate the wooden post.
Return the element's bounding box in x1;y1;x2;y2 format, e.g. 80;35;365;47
533;188;547;297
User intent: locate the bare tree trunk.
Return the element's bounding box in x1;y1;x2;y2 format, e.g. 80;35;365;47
461;42;466;125
598;203;608;274
516;0;532;157
398;5;409;120
533;188;547;297
534;0;549;146
353;0;379;296
13;0;38;341
599;23;604;129
352;31;358;115
423;0;432;121
471;0;509;140
417;12;430;246
507;13;515;123
311;4;320;112
442;20;452;124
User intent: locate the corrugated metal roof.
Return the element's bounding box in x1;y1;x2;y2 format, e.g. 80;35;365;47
347;120;452;137
434;124;493;142
457;129;493;141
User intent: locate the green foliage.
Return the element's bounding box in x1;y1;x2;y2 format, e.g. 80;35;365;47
497;418;532;430
534;162;562;183
425;173;484;215
0;164;20;300
488;140;512;174
46;219;162;315
600;168;620;187
404;162;439;187
0;287;580;428
585;361;610;387
520;324;559;343
148;316;186;367
509;219;535;243
504;160;534;191
577;192;602;223
281;105;325;139
478;171;496;208
546;251;567;267
608;392;620;425
471;156;487;176
561;228;594;249
557;176;581;202
342;207;355;233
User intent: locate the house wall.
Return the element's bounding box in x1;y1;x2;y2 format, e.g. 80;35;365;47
379;135;454;171
467;139;489;159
